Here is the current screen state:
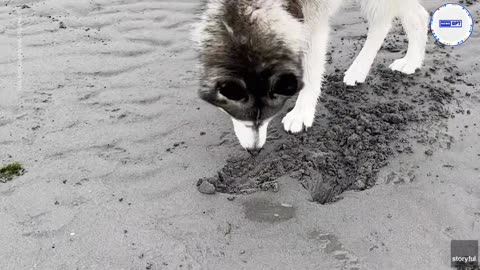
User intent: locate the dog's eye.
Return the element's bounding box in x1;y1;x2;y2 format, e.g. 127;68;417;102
272;73;300;96
216;80;248;101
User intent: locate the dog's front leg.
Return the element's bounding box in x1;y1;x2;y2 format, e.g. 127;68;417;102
282;19;330;133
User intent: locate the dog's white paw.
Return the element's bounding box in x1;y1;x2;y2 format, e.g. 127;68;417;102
282;106;315;133
389;58;421;75
344;62;369;86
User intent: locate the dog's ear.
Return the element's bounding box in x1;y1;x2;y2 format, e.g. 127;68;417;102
216;80;248;101
271;73;302;96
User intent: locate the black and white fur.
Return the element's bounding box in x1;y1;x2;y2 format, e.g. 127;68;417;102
193;0;429;154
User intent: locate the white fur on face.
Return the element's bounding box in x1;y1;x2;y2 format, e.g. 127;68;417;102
231;118;271;150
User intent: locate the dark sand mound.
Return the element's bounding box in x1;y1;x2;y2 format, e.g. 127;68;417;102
198;46;461;204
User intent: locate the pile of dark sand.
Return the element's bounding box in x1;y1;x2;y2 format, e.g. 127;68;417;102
198;48;461;204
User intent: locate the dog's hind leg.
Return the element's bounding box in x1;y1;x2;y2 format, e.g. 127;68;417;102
344;1;394;86
389;1;429;74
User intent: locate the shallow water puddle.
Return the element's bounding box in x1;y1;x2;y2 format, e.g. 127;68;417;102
243;199;296;223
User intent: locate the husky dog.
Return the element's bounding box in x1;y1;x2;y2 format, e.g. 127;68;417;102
193;0;429;154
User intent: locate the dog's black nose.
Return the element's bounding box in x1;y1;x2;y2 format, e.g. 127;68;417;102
247;148;262;156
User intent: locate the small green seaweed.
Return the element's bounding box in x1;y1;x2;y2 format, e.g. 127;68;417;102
0;162;24;183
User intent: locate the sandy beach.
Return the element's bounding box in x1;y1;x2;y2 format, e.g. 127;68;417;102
1;0;479;269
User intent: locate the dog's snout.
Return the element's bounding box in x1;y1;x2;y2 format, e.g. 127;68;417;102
231;118;270;152
247;148;263;156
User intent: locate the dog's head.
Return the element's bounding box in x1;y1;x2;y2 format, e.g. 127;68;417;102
193;0;304;153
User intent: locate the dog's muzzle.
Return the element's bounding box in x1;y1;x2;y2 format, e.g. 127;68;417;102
231;118;271;153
